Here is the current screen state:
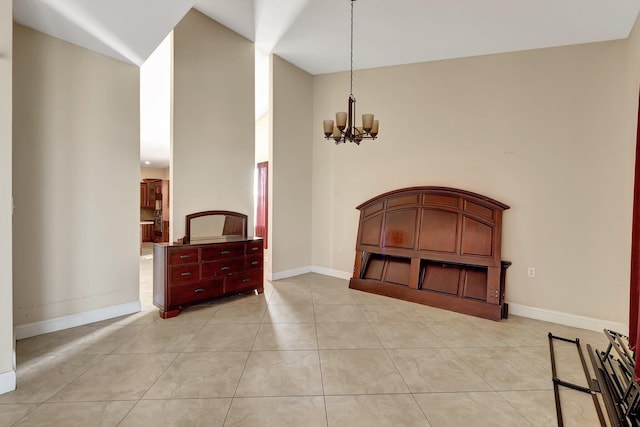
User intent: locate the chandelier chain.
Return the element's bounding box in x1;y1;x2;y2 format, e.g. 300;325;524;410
350;0;354;97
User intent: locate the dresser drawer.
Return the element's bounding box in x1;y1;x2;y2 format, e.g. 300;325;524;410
168;248;199;265
201;243;244;261
169;280;223;306
170;264;200;284
246;241;263;255
245;255;263;270
201;258;245;278
225;270;263;294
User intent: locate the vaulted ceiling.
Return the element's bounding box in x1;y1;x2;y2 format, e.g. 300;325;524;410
13;0;640;75
13;0;640;167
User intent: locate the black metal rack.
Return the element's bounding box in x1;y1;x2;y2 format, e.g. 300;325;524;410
588;330;640;427
549;330;640;426
548;333;606;426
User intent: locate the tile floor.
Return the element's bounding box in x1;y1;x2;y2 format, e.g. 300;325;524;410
0;244;611;426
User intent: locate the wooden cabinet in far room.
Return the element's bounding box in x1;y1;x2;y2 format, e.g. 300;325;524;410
140;182;149;208
162;221;170;243
160;180;170;242
141;224;154;242
141;178;170;242
140;179;161;209
147;180;158;209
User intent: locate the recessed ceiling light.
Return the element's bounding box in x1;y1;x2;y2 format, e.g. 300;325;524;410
144;161;150;165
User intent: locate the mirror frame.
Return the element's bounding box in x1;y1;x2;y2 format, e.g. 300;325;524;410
184;210;248;243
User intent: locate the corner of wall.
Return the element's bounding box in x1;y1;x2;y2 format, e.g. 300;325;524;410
269;266;312;281
311;266;352;281
0;0;13;385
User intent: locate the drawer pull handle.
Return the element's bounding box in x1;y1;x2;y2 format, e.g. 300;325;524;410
242;278;251;283
194;288;205;293
180;255;191;259
181;272;192;276
220;250;230;255
251;247;259;251
251;261;259;265
221;266;230;271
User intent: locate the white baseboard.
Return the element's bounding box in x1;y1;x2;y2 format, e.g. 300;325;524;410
311;266;352;280
269;266;353;281
269;266;312;281
508;303;628;334
0;370;16;395
14;300;142;340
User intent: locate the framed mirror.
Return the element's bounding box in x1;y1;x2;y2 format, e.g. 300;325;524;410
184;210;247;243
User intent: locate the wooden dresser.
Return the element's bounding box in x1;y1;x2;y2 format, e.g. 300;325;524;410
349;187;510;321
153;236;264;318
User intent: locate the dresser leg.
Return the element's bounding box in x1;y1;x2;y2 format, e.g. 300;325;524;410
159;309;181;319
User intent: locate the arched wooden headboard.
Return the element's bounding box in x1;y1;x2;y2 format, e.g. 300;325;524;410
349;186;510;320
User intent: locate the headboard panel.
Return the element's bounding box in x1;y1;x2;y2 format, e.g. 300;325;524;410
350;187;510;320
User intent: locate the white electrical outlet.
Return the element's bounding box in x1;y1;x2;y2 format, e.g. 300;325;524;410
527;267;536;278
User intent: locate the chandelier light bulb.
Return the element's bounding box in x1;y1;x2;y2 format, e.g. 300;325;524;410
371;120;379;137
336;112;348;130
332;126;342;142
362;114;374;132
323;120;334;137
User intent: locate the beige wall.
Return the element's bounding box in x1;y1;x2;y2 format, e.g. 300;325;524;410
141;167;170;180
172;10;255;240
12;24;140;325
312;37;638;325
0;0;14;385
630;13;640;88
271;56;313;274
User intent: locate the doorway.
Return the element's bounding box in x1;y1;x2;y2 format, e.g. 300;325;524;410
139;32;172;301
256;161;269;248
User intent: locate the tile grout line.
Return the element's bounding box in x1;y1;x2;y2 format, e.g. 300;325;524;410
366;307;434;425
9;401;44;427
495;390;538;427
119;254;195;424
219;300;267;426
114;304;215;425
310;286;330;427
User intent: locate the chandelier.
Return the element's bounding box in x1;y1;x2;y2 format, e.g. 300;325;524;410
322;0;378;145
